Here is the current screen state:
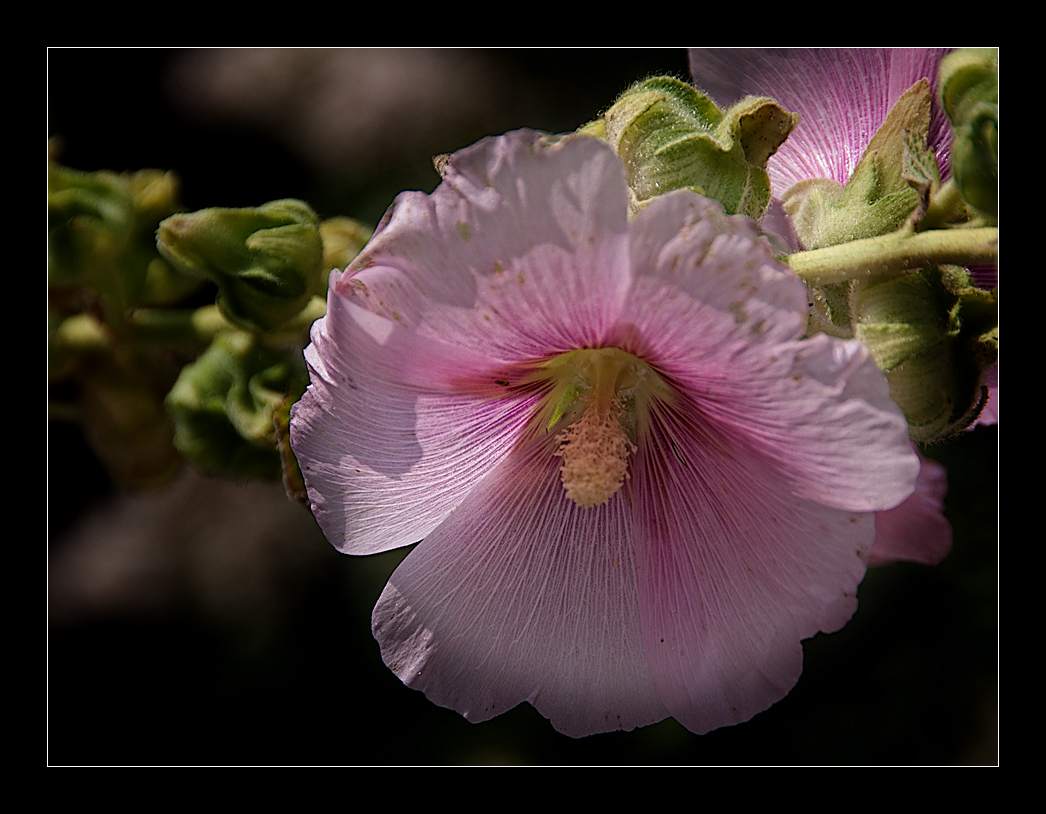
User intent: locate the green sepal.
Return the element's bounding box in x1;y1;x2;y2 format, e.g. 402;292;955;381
784;80;935;249
598;76;797;220
901;129;944;224
157;200;325;334
165;331;309;481
273;390;308;505
852;265;997;441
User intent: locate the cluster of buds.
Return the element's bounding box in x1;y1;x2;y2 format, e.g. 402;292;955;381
48;149;371;495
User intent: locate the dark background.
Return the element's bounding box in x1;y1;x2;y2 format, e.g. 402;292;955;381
48;48;997;766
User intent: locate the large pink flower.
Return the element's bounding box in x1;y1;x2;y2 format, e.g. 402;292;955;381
290;129;920;737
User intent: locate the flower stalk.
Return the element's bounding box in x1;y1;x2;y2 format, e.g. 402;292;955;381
783;225;998;288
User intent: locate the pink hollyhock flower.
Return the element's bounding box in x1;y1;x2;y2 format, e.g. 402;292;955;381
290;129;920;737
688;48;954;200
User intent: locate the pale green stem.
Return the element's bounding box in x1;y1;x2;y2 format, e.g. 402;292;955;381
783;226;998;288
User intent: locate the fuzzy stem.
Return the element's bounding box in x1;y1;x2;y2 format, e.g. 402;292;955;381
783;226;998;287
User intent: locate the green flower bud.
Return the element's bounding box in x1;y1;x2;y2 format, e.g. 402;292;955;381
852;265;996;441
939;49;998;219
597;76;797;220
127;169;181;226
784;81;932;250
48;162;135;286
125;170;204;307
48;312;111;378
939;49;1000;134
953;108;998;218
157;200;325;333
939;48;998;218
319;216;373;272
49;163;195;312
165;331;309;481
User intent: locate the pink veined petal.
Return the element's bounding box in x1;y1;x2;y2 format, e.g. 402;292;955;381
290;285;541;555
617;191;920;513
870;456;953;567
688;48;953;194
631;396;873;734
343;129;633;362
372;434;669;738
618;190;809;355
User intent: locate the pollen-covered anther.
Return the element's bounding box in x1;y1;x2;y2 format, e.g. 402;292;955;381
554;401;637;508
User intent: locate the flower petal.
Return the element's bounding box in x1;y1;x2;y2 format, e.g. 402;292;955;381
617;191;919;513
632;398;873;734
870;456;953;567
291;284;541;554
372;434;669;738
344;129;633;361
688;48;953;193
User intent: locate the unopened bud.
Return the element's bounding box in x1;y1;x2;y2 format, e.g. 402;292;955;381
939;48;998;218
157;199;325;333
319;217;372;272
165;331;309;481
853;265;997;441
597;76;797;220
48;162;134;286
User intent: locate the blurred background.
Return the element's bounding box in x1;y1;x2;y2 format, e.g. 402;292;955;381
47;48;998;766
